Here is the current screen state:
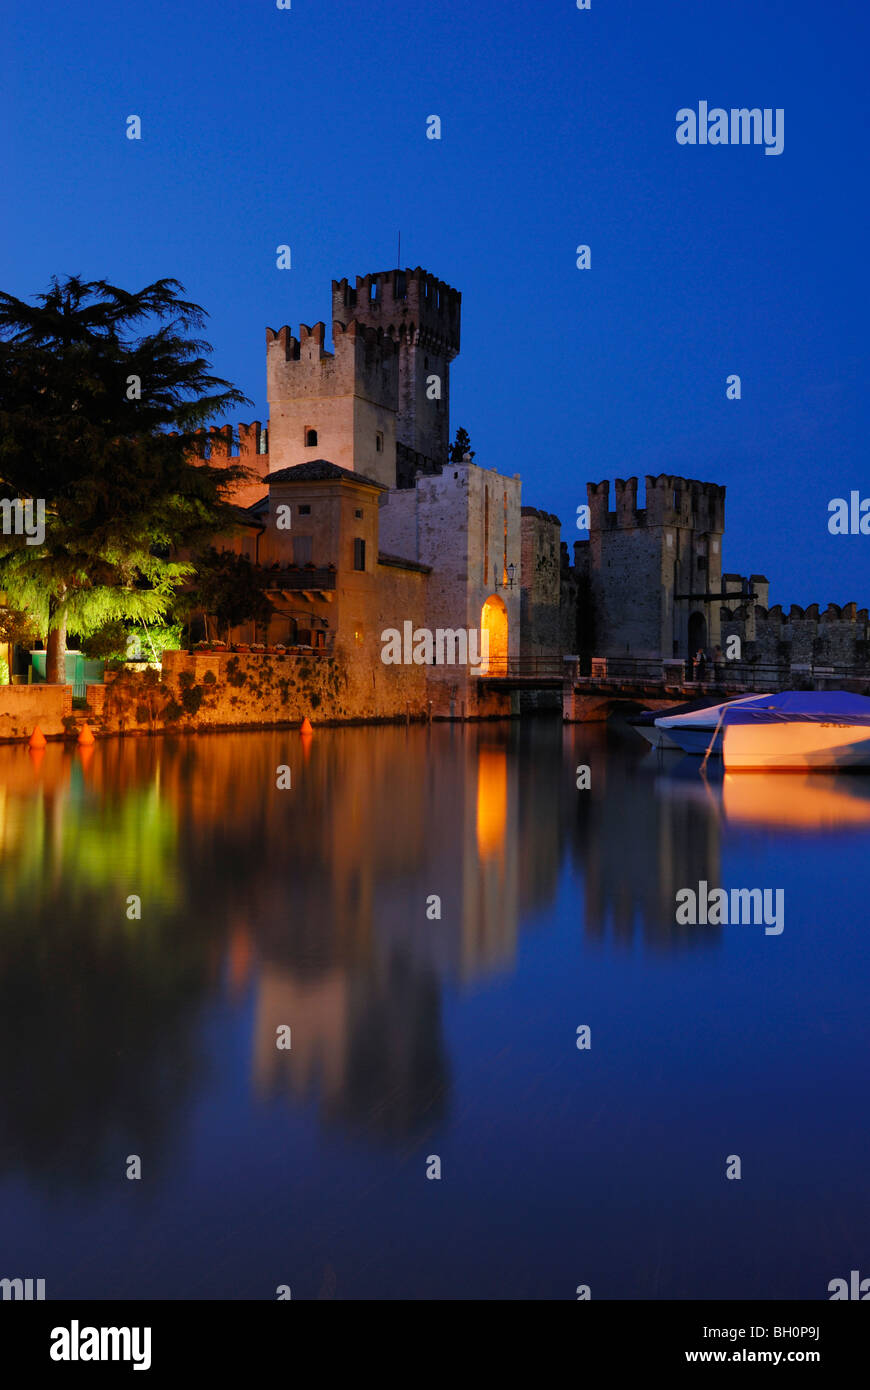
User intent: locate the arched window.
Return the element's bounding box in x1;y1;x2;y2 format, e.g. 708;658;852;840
305;428;318;447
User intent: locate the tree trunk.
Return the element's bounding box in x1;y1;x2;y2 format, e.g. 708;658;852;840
46;607;67;684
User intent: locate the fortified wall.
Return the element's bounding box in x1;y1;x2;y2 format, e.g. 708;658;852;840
721;601;870;674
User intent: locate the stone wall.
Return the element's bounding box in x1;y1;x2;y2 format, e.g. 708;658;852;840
721;602;870;675
0;683;73;741
520;508;562;657
81;644;512;738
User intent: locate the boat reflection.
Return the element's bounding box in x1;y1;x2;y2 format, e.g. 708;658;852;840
721;771;870;831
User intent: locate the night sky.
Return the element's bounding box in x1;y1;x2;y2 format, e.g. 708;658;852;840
3;0;867;605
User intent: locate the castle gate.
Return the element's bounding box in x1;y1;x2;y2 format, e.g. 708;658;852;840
688;610;707;657
480;595;508;676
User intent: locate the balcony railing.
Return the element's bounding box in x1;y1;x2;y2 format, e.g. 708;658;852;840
259;566;336;591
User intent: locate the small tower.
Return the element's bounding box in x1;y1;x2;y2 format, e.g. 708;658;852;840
266;320;399;488
332;268;461;468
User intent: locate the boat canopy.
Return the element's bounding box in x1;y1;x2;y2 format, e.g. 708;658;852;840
721;691;870;727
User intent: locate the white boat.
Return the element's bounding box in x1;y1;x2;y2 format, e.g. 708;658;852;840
628;698;724;750
721;691;870;770
654;694;774;756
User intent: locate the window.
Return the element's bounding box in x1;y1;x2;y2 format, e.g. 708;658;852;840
305;428;317;447
354;508;363;519
370;281;378;301
394;272;406;299
375;431;383;453
298;504;311;515
354;538;366;571
697;556;707;571
484;486;489;586
293;536;312;565
503;492;508;585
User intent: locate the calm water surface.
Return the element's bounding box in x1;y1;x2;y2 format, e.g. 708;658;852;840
0;720;868;1299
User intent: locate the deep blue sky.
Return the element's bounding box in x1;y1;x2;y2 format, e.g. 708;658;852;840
3;0;867;606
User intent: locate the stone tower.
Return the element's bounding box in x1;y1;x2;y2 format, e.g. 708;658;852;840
332;268;461;469
266;320;399;489
575;475;726;660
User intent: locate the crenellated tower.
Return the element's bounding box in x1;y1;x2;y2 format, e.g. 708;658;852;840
266;319;399;488
575;474;727;660
332;267;461;470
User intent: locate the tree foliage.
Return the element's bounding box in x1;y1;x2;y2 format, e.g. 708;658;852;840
0;275;253;678
178;547;273;641
449;426;475;462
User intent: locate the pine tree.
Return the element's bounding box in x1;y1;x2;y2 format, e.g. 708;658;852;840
449;426;475;462
0;276;252;681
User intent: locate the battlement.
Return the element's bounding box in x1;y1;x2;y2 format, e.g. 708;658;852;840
755;602;866;625
184;421;270;509
585;475;726;532
266;319;399;409
332;266;461;357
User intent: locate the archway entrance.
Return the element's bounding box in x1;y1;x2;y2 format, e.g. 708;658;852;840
480;595;508;675
688;611;707;658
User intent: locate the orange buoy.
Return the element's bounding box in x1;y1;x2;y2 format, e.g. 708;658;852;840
77;722;96;746
300;716;313;735
28;725;47;749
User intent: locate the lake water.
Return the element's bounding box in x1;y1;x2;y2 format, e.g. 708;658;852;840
0;719;867;1300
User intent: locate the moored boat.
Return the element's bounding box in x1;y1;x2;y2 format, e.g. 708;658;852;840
628;697;729;750
721;691;870;770
654;693;774;756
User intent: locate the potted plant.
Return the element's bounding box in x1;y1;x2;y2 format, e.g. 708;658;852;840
250;642;266;654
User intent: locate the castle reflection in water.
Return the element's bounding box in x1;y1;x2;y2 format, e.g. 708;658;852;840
1;721;869;1180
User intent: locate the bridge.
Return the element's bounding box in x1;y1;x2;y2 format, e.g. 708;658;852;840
479;655;870;719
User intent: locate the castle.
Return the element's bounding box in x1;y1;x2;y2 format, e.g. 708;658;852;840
189;265;870;717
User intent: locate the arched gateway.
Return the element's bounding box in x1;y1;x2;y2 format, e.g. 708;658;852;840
479;595;508;676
